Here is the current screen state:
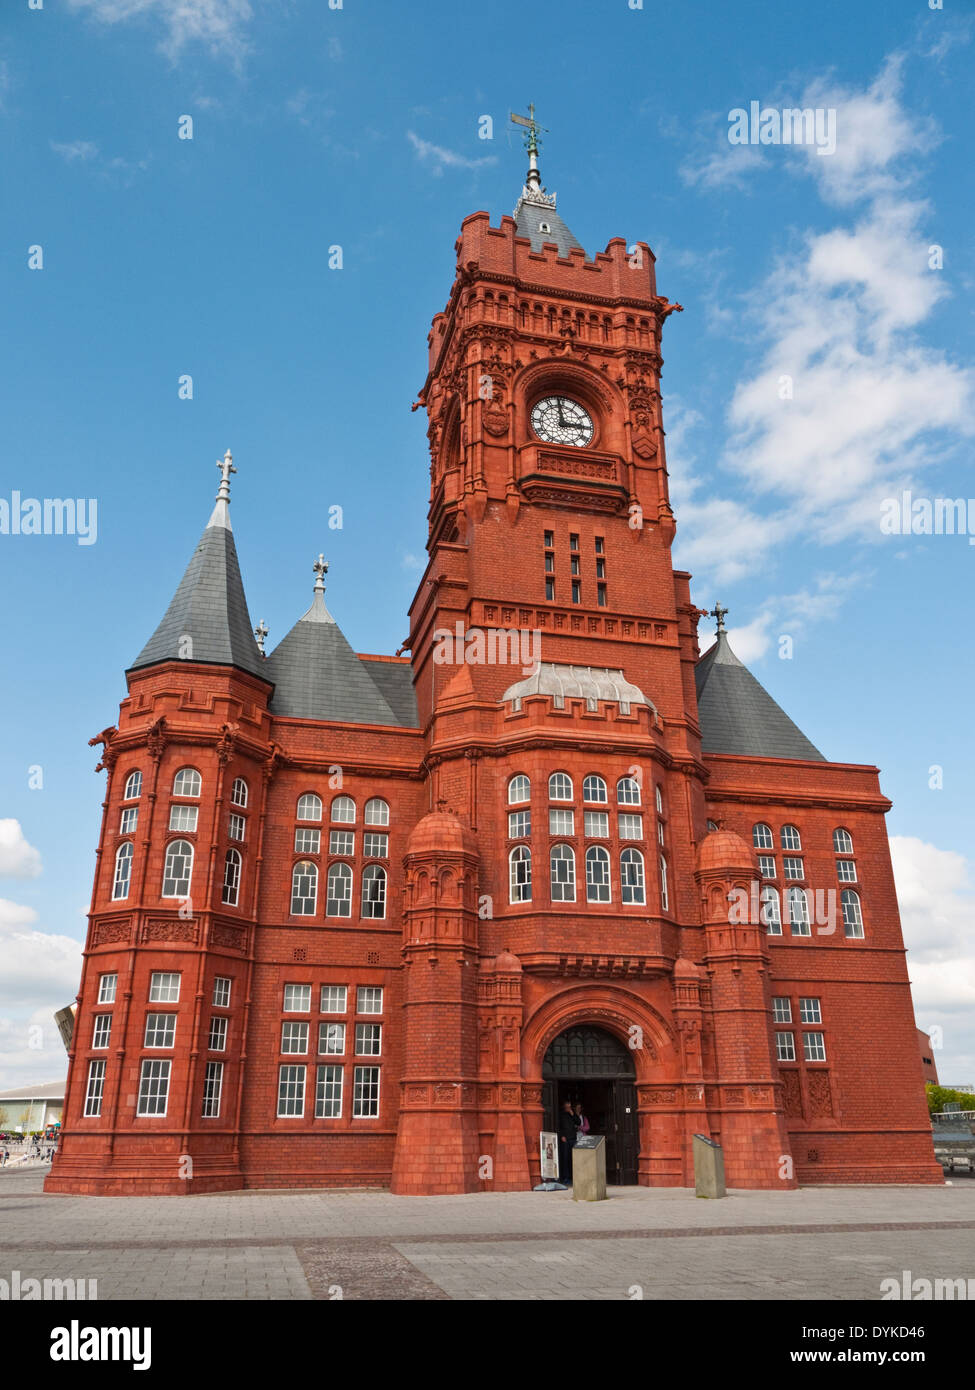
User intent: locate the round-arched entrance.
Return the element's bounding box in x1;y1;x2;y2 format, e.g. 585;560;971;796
542;1026;639;1185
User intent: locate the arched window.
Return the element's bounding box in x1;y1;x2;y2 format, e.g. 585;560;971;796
231;778;248;809
172;768;201;798
549;772;573;802
787;886;811;935
297;793;322;822
222;849;241;906
781;824;802;851
585;846;611;903
706;819;719;832
617;776;641;806
655;785;664;815
841;889;864;938
361;865;386;919
508;774;530;805
550;844;576;902
123;770;142;801
509;846;532;903
326;862;353;917
753;823;774;850
291;860;318;915
833;828;853;854
331;796;356;824
620;848;645;905
761;885;782;935
162;840;193;898
582;774;608;803
364;798;389;826
659;855;669;912
112;842;133;901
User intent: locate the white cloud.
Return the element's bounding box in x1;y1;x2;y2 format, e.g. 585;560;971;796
67;0;253;64
50;139;99;162
406;131;497;176
400;553;425;572
0;821;42;879
892;836;975;1081
0;1011;70;1094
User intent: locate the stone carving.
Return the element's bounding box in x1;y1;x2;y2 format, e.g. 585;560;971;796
500;1085;520;1104
211;923;246;951
725;1087;745;1105
522;1085;543;1105
807;1072;833;1118
406;1085;428;1104
91;920;130;946
141;919;197;945
537;453;616;481
433;1084;456;1104
781;1070;803;1118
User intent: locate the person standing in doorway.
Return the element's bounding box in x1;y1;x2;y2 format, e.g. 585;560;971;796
557;1100;577;1184
574;1102;590;1138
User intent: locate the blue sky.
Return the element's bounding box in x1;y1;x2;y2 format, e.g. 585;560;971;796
0;0;973;1089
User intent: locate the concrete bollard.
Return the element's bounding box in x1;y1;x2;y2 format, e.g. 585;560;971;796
693;1133;726;1198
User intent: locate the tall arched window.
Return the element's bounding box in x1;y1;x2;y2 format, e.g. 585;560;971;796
172;768;202;798
361;865;386;919
761;885;781;935
231;778;248;808
291;860;318;915
841;889;864;938
620;848;645;905
781;824;802;851
364;798;389;827
586;846;611;903
112;842;133;901
508;774;531;804
655;785;664;815
617;776;641;806
326;862;353;916
548;772;573;802
162;840;193;898
297;793;322;821
222;849;241;906
753;823;774;850
123;770;143;800
659;855;669;912
787;886;811;935
833;828;854;853
550;844;576;902
509;846;532;903
331;796;356;824
582;774;607;803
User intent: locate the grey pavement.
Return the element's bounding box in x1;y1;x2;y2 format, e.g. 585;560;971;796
1;1167;973;1301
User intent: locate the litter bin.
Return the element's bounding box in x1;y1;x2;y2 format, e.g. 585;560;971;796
693;1133;726;1198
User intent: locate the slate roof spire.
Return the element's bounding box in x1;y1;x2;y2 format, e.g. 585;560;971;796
510;104;586;259
264;557;402;726
128;450;266;679
695;628;825;762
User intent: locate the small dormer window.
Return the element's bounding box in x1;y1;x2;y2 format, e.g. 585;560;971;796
539;221;551;234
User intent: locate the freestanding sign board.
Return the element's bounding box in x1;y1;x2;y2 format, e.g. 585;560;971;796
572;1134;607;1202
539;1131;559;1181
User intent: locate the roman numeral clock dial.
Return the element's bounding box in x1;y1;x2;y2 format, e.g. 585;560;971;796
530;395;594;448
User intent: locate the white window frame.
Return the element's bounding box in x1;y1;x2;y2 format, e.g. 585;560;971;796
775;1031;796;1063
781;824;802;852
331;796;356;824
761;886;782;935
328;829;354;856
212;976;232;1008
548;771;573;802
84;1059;106;1117
583;810;610;839
842;890;864;938
291;860;318;916
137;1058;171;1116
277;1064;306;1118
585;845;611;903
772;997;792;1023
833;828;854;854
112;842;134;901
92;1014;112;1049
550;843;576;902
352;1065;380;1118
315;1064;343;1118
231;777;248;808
201;1061;223;1118
361;864;387;919
354;1022;382;1057
758;854;776;880
363;831;388;859
144;1012;177;1049
297;793;322;822
123;770;143;800
326;861;353;917
620;848;645;905
618;813;643;840
283;983;312;1013
319;1021;346;1055
508;809;531;839
228;813;246;842
119;806;138;835
172;767;202;798
509;845;532;903
356;986;383;1015
208;1015;228;1051
295;827;322;854
222;848;241;906
582;774;608;804
507;774;530;805
98;973;118;1005
281;1021;309;1055
617;776;641;806
320;985;348;1014
836;858;857;883
364;798;389;826
161;839;193;898
799;997;822;1024
149;971;181;1003
803;1031;827;1063
752;822;774;851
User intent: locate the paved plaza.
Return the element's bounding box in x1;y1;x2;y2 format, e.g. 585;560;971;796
1;1165;972;1300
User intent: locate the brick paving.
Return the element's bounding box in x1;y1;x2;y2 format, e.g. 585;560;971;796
2;1168;972;1300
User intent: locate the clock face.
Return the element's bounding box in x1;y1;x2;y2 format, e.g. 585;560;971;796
530;395;594;448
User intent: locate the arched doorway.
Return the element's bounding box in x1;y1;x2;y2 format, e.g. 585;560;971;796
542;1026;639;1185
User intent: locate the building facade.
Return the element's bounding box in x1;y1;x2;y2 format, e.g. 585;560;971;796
46;139;941;1196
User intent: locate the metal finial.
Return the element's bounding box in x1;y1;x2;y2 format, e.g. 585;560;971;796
216;449;236;502
312;553;329;594
511;104;549;191
709;603;729;634
254;619;269;654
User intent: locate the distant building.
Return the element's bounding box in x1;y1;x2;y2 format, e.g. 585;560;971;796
944;1084;974;1095
918;1029;940;1086
0;1081;65;1133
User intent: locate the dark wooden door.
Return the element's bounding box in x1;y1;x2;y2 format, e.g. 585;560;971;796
614;1080;639;1184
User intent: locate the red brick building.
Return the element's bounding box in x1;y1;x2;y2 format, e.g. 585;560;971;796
47;135;941;1196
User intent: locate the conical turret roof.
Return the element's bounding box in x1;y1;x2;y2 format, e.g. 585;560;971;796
265;566;402;726
129;452;265;679
695;631;824;761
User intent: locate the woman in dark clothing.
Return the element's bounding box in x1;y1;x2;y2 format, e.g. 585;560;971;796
557;1100;578;1183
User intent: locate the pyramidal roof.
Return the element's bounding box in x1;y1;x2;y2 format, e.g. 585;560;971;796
129;453;266;680
511;111;586;258
264;568;407;727
695;631;824;762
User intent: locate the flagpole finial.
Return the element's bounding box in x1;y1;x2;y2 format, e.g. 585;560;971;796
709;603;729;634
216;449;236;503
312;553;329;595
